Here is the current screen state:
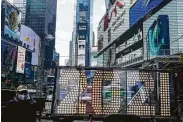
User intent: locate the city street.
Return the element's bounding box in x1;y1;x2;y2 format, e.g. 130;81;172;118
1;0;183;122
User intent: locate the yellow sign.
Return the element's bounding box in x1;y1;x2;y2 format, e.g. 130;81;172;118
25;37;30;43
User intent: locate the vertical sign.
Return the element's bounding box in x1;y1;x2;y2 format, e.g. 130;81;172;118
77;23;87;40
16;46;26;74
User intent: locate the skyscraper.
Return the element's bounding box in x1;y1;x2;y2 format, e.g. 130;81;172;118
25;0;57;68
75;0;93;66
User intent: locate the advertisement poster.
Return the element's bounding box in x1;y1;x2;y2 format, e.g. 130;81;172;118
25;63;32;78
16;46;26;74
1;40;17;71
129;0;164;27
78;40;85;55
31;34;40;65
3;1;21;42
143;0;179;59
20;25;39;52
147;15;170;56
77;23;87;40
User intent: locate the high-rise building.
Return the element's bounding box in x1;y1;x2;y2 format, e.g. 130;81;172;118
13;0;26;24
73;0;93;66
25;0;57;68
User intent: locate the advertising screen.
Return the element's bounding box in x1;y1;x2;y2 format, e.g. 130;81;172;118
78;40;85;55
31;35;40;66
3;1;21;42
25;63;32;78
129;0;164;27
147;15;170;56
143;0;179;59
16;46;26;74
20;25;39;52
1;40;17;71
77;23;87;40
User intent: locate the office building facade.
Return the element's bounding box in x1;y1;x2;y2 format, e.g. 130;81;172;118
96;0;183;68
25;0;57;68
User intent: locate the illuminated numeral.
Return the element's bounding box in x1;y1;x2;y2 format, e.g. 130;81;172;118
92;71;121;114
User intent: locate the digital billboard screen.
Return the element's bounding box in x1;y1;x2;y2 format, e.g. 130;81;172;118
147;15;170;56
1;40;17;71
129;0;164;27
143;0;180;59
2;1;21;43
77;23;87;40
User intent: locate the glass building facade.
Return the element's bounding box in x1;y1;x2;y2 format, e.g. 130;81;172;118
25;0;57;68
76;0;93;66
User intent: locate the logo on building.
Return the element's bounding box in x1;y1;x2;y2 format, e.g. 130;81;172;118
109;1;125;21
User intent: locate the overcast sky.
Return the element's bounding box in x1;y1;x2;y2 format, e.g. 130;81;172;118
55;0;105;65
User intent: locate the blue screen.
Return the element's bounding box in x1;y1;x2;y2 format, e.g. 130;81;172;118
148;15;170;56
130;0;164;27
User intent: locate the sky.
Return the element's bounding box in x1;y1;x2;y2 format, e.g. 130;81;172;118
55;0;106;65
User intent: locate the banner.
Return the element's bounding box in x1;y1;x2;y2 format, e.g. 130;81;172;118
1;40;17;71
143;0;180;59
77;23;87;40
25;63;32;78
16;46;26;74
130;0;164;27
20;25;39;51
3;1;21;42
78;40;85;55
31;34;40;65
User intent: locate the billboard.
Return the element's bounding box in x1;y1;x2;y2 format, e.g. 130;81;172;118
31;34;40;66
77;23;87;40
79;11;87;23
20;25;39;52
16;46;26;74
143;0;181;59
2;1;21;43
129;0;164;27
78;40;85;55
147;15;170;56
1;40;17;71
25;63;32;79
20;25;40;65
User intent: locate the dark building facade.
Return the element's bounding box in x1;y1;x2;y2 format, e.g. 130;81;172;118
25;0;57;68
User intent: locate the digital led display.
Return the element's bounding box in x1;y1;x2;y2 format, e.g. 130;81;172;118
129;0;164;27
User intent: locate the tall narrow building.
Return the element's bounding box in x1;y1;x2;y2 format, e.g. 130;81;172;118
74;0;93;66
